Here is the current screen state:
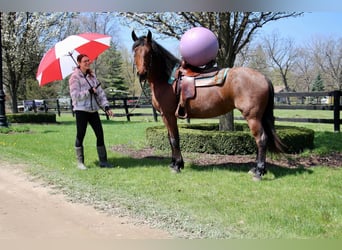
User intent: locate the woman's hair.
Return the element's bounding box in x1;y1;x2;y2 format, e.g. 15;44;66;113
77;54;93;76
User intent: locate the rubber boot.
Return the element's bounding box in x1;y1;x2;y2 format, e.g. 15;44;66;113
75;146;87;170
97;145;113;168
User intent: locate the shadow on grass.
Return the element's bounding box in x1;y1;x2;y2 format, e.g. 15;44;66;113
92;155;170;169
104;151;313;180
188;161;313;179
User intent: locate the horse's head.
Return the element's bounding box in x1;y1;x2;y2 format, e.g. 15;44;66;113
132;30;153;82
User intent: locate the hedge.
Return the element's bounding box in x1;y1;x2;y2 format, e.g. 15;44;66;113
146;123;314;155
6;113;57;123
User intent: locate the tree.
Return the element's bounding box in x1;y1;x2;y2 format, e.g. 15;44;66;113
119;12;303;130
311;73;325;92
238;44;270;76
97;43;128;97
292;47;316;92
1;12;74;113
119;47;140;97
310;37;342;90
24;79;58;100
69;13;128;97
262;31;298;96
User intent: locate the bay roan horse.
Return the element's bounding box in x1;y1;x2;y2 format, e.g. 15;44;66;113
132;30;284;181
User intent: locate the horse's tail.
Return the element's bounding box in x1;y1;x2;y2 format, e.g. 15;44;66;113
262;78;286;153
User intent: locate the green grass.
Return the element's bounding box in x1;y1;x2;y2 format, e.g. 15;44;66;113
0;113;341;239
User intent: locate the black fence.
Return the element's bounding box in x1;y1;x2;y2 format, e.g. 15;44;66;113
273;90;341;132
18;98;73;116
107;96;158;122
19;90;341;132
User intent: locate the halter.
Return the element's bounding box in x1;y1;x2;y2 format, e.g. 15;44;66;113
130;46;152;109
135;44;153;97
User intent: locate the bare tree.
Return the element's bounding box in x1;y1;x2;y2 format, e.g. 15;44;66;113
262;31;298;104
310;37;342;90
292;47;316;92
238;44;270;76
120;12;303;130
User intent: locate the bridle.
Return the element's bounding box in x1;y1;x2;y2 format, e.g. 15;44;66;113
133;43;153;98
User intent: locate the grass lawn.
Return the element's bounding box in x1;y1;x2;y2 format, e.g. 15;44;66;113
0;112;341;239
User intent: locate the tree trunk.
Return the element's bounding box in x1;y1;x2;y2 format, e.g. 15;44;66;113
10;90;19;113
219;111;234;131
282;74;291;105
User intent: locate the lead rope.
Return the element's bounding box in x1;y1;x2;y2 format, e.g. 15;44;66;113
124;62;150;116
83;74;106;113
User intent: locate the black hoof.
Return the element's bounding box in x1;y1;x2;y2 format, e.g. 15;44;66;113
169;159;184;172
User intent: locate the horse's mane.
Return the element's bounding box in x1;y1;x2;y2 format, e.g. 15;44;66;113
133;36;180;82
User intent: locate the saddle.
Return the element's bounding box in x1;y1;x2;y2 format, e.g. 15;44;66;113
174;60;229;119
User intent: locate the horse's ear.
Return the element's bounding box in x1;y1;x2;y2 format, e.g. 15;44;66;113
132;30;138;41
147;30;152;42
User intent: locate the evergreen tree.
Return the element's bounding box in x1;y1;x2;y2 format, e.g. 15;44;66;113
311;73;325;91
96;44;128;98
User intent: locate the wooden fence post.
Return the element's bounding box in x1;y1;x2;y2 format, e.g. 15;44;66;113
333;90;341;132
123;98;130;122
56;99;61;116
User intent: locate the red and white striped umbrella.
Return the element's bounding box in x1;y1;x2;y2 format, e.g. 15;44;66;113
36;33;111;86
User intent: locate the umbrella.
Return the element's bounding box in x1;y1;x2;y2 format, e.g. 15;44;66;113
36;33;111;86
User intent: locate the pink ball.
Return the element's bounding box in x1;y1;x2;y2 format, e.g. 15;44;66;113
180;27;219;67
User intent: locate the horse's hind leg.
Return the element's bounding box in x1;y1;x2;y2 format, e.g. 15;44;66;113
247;118;268;181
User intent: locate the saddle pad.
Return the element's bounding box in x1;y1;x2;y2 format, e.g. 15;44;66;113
195;68;229;87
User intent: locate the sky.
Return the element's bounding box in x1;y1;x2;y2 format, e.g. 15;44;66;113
259;12;342;44
117;12;342;56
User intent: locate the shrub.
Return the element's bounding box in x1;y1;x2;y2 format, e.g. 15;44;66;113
0;126;30;134
146;123;314;155
6;113;57;123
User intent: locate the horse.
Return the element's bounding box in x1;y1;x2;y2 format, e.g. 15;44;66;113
131;30;284;181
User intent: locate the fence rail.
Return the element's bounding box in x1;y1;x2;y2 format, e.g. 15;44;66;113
107;96;158;122
273;90;341;132
18;90;341;132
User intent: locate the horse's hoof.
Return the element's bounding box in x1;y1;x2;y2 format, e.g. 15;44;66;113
248;167;256;175
252;173;262;181
170;166;181;174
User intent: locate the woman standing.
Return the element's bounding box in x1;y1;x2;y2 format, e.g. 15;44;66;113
69;54;113;169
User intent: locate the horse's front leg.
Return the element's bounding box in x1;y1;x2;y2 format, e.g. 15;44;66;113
162;115;184;173
168;131;184;173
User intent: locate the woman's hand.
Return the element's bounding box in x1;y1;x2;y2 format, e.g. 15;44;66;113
105;106;113;117
88;87;97;95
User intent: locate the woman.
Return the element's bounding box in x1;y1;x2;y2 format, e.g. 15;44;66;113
69;54;113;169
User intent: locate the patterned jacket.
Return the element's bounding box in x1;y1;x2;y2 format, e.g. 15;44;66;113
69;68;109;112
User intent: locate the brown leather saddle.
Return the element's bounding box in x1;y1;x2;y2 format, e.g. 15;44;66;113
173;61;229;118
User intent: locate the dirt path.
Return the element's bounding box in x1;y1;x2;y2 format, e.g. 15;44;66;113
0;161;171;239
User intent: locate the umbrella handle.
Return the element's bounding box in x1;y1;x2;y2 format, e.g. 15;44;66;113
68;52;77;65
